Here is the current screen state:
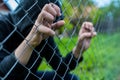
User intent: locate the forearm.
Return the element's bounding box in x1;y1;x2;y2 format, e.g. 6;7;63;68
72;41;84;59
15;38;34;65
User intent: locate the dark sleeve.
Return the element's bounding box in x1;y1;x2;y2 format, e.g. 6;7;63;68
0;17;28;79
0;53;28;79
41;37;83;77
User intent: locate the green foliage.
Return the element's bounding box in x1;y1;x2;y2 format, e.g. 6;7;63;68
73;33;120;80
60;0;101;35
58;18;74;35
61;0;74;17
102;1;120;18
90;8;103;25
38;1;120;79
38;33;120;80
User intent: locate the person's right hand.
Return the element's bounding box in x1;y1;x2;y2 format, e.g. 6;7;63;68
26;3;65;48
73;22;97;59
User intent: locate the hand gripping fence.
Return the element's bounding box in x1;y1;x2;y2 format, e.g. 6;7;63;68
0;0;120;80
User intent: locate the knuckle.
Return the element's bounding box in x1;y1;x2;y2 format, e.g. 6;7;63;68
44;4;49;9
82;22;87;26
53;11;57;16
84;22;92;26
56;6;60;11
89;22;93;27
83;21;87;24
41;10;46;16
49;3;54;7
50;16;55;21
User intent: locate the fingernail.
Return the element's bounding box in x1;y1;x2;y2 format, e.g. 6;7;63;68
58;13;61;16
62;20;65;24
52;31;55;36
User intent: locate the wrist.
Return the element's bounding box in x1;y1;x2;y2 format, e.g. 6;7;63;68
73;43;85;59
73;46;80;59
25;35;38;48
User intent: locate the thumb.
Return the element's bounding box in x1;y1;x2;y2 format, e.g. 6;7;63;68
79;32;92;41
51;20;65;30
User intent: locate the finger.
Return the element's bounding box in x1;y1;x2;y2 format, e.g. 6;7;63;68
51;20;65;30
49;3;61;16
86;24;93;31
91;32;97;37
79;32;92;41
38;25;55;36
91;27;95;32
39;10;55;22
82;22;93;31
43;3;57;17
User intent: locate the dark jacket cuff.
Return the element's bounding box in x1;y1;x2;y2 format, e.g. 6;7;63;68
64;52;83;71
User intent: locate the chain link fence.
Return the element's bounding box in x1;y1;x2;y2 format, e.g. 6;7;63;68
0;0;120;80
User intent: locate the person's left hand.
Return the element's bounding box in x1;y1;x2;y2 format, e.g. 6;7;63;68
26;3;65;48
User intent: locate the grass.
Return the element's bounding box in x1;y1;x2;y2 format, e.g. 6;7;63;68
38;33;120;80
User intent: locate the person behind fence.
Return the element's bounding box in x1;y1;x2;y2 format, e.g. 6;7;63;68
0;0;97;80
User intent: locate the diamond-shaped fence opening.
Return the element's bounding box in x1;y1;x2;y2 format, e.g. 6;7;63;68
0;0;120;80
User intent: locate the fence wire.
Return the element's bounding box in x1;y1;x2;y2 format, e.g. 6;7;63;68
0;0;120;80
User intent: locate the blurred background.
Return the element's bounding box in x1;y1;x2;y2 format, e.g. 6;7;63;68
0;0;120;80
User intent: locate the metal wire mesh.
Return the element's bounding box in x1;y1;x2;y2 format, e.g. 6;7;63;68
0;0;120;80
